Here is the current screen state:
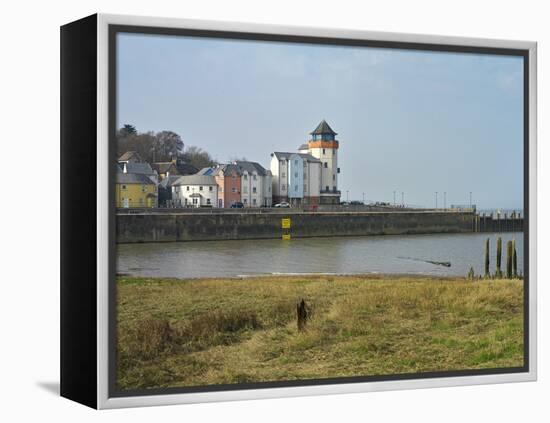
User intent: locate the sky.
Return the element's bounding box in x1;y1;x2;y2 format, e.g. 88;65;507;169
117;32;524;209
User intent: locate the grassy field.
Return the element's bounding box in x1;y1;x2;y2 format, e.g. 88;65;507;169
116;274;524;391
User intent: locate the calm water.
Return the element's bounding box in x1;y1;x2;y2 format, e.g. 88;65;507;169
117;232;524;279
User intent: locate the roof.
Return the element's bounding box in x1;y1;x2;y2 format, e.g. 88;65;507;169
214;163;242;177
272;152;321;163
189;193;202;198
173;175;217;186
310;119;337;136
118;151;142;162
116;173;155;185
175;162;199;175
235;161;268;176
298;143;309;151
124;162;155;175
152;162;179;174
158;175;181;189
197;167;215;175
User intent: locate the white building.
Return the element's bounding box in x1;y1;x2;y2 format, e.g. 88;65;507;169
235;161;273;207
300;120;341;205
270;152;321;207
171;175;218;207
270;120;340;206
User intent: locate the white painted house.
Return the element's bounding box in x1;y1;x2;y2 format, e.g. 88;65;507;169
235;161;273;207
171;175;218;208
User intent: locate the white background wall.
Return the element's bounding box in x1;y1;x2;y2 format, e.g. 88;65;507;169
1;0;548;421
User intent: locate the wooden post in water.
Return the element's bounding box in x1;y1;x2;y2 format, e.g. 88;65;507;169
513;239;518;278
496;237;502;278
297;299;309;331
484;238;490;278
506;240;513;278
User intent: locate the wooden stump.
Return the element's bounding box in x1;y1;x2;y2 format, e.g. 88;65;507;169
297;299;309;331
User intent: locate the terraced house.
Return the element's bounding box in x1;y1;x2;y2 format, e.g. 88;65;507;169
198;164;242;208
235;161;273;207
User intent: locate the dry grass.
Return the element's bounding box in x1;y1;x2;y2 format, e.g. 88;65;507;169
116;274;524;390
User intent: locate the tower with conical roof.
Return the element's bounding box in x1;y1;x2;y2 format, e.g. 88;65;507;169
307;120;340;204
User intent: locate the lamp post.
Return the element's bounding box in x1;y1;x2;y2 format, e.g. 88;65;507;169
435;191;438;209
469;191;472;209
393;190;396;207
444;191;447;210
362;192;365;204
401;192;404;207
346;190;349;202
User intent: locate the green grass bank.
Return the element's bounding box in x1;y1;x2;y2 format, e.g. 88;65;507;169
116;274;524;390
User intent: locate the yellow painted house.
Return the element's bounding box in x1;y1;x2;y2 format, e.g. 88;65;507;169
116;173;157;208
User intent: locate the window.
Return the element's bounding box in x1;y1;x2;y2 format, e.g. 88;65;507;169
121;185;127;190
281;172;286;178
243;199;247;204
243;186;248;194
209;186;213;192
333;174;336;181
200;186;204;191
295;185;298;191
337;168;340;174
324;162;328;168
192;198;198;205
294;172;298;178
232;187;237;193
253;199;257;205
333;186;337;192
141;185;147;192
186;186;190;191
252;187;257;193
282;185;286;191
206;198;211;205
326;186;329;191
253;175;257;180
323;148;326;154
244;174;248;180
294;160;298;165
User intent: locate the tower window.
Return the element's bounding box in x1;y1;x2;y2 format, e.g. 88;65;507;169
324;162;328;168
333;174;336;181
323;148;326;154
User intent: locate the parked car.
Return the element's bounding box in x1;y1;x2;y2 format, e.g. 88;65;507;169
340;201;351;206
274;202;290;208
230;202;244;208
350;200;364;205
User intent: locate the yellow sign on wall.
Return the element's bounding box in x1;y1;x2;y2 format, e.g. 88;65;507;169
281;218;291;229
282;233;291;240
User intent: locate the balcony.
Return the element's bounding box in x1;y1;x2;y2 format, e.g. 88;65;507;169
320;189;341;195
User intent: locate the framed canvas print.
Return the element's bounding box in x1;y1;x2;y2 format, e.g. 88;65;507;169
60;14;537;409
